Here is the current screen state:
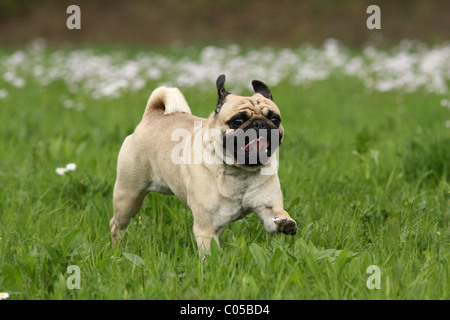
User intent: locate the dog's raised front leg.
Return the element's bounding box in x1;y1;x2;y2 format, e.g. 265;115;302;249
254;206;297;235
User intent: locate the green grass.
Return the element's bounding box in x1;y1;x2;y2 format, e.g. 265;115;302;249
0;50;449;300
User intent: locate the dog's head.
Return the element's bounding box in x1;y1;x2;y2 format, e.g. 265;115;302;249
211;74;284;167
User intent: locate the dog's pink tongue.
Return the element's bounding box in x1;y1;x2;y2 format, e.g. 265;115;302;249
245;137;269;152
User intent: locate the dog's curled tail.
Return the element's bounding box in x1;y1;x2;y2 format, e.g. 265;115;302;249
144;86;191;116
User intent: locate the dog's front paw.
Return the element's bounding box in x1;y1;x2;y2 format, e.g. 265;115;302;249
273;218;297;235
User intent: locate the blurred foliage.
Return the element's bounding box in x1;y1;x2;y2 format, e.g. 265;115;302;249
0;0;449;47
0;0;33;17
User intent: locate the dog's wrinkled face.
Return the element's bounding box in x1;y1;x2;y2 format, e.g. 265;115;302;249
213;75;284;167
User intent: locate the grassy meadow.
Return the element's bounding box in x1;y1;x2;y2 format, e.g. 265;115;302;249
0;42;449;300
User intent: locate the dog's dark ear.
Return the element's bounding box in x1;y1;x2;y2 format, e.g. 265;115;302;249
215;74;230;115
252;80;273;100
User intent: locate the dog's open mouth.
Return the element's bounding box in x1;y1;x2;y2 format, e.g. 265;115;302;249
243;136;270;153
240;133;272;166
223;129;281;166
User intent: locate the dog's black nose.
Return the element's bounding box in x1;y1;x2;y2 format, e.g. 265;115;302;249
252;119;267;129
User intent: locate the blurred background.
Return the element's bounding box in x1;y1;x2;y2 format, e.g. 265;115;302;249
0;0;449;48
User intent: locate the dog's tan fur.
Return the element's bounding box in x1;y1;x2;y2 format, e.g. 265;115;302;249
110;77;297;255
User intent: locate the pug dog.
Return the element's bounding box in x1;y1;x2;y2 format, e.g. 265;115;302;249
110;74;297;255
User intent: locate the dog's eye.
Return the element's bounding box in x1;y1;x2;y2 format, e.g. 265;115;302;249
270;116;281;126
227;112;249;128
232;118;244;126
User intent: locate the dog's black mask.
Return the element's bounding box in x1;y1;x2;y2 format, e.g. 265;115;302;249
223;118;282;166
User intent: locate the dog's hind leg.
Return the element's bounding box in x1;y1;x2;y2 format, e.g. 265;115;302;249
110;181;149;244
110;135;150;244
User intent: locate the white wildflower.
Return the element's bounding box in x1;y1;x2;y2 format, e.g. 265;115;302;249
0;89;8;99
12;78;25;88
56;167;67;175
65;163;77;171
0;292;10;300
1;38;450;98
63;99;74;109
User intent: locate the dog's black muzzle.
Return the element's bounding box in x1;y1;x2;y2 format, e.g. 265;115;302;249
223;119;282;166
